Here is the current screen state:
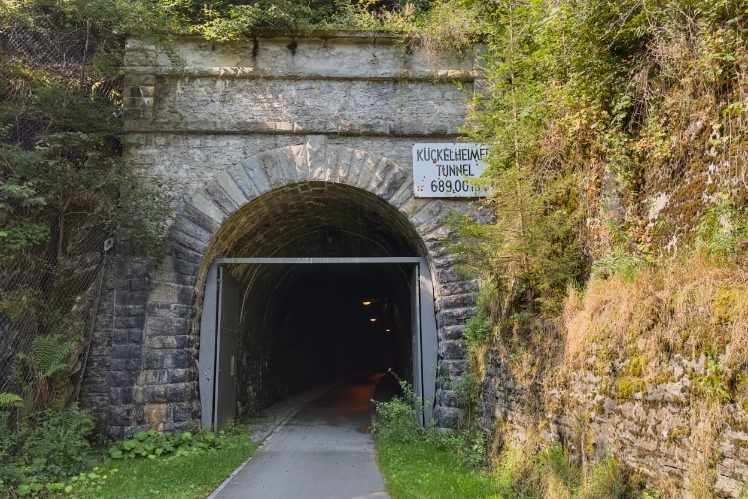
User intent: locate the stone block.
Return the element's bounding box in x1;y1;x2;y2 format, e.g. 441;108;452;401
336;147;355;183
440;325;466;340
109;387;135;405
137;384;167;404
143;350;167;369
438;360;468;377
216;170;249;207
129;330;144;343
115;290;148;306
180;203;221;234
109;370;138;388
115;315;145;329
123;86;142;98
108;403;144;427
440;307;476;327
242;157;272;194
276;144;299;183
191;191;226;225
168;369;197;383
436;389;459;408
439;293;477;310
163;421;189;434
227;165;260;201
124;305;146;317
148;282;194;306
111;345;142;360
438;340;466;360
353;153;377;189
205;182;239;216
376;165;407;200
137;369;169;385
148;302;193;320
259;150;289;189
714;474;742;498
172;245;202;265
290;144;311;183
171;228;209;255
433;405;459;428
111;330;129;345
171;349;196;369
168;401;196;423
166;382;195;403
145;403;167;430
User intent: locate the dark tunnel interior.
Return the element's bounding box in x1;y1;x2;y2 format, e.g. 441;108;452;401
206;182;426;418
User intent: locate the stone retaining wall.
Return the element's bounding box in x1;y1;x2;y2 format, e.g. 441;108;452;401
479;348;748;497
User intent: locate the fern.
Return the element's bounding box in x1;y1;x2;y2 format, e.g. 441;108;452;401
21;335;76;379
60;403;89;432
0;392;23;407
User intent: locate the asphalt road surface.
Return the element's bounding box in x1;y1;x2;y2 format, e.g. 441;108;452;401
212;373;389;499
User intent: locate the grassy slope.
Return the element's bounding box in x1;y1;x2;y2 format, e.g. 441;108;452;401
377;441;497;499
73;434;257;499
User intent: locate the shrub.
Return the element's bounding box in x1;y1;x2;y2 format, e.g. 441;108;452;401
108;428;225;460
0;404;95;495
371;379;422;444
371;377;488;467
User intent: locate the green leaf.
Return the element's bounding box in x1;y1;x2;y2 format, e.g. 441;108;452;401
0;392;23;407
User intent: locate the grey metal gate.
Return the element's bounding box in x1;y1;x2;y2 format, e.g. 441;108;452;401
410;266;424;425
214;267;240;430
198;257;438;429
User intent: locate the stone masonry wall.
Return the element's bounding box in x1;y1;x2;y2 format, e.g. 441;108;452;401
82;33;481;437
479;348;748;497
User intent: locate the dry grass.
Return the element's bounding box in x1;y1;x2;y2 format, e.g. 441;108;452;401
480;250;747;497
563;251;748;376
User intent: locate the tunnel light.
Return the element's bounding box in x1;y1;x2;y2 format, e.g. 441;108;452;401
385;329;391;332
369;318;377;322
362;301;372;306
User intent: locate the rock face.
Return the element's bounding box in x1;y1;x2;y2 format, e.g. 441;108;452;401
478;348;748;497
80;33;484;438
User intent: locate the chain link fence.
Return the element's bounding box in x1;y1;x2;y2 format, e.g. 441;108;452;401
0;18;121;407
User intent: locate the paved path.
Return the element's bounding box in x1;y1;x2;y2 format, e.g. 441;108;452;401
211;373;389;499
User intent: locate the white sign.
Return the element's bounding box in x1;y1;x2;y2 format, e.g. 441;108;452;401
412;143;489;198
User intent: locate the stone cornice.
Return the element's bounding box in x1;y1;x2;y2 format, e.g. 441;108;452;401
122;66;479;82
123;120;463;136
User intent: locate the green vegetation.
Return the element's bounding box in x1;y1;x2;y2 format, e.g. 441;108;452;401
0;417;255;497
373;383;644;498
493;444;641;499
451;0;748;313
3;0;748;496
74;429;256;499
377;441;495;499
0;404;95;495
440;0;748;496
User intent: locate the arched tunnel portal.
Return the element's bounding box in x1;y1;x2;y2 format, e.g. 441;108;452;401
196;182;438;429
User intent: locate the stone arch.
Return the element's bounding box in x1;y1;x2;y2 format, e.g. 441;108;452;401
154;137;476;430
178;136;449;300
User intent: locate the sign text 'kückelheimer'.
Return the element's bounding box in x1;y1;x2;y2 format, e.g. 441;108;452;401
412;143;489;198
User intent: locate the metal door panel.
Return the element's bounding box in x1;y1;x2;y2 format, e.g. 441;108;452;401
410;266;424;426
214;267;241;431
198;263;219;428
418;262;437;425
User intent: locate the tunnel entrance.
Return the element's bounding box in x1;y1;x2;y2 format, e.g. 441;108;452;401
199;258;437;430
194;183;439;432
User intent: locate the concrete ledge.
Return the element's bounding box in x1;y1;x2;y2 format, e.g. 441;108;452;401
123;120;462;136
123;66;479;82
